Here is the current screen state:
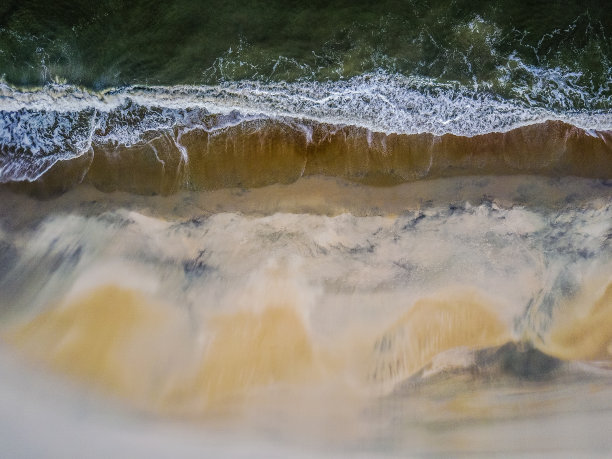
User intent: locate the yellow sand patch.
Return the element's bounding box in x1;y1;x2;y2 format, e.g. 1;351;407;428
8;286;177;402
544;281;612;361
167;306;314;411
367;290;510;393
8;286;315;413
8;285;514;409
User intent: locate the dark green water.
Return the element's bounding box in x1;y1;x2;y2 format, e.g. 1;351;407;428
1;0;610;108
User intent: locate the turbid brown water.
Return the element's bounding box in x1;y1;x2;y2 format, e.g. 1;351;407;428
1;173;612;456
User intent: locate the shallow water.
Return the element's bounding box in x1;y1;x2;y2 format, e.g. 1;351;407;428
1;175;612;456
1;1;612;456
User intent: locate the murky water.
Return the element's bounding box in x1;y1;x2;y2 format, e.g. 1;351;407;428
1;175;612;456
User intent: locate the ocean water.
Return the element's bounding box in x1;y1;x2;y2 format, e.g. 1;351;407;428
1;1;612;457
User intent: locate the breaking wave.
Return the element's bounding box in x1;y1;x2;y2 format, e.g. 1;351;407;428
1;73;611;189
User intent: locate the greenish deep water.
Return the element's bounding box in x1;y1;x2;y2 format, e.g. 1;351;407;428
1;0;610;108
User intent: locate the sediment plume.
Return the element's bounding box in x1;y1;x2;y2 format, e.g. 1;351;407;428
543;281;612;361
4;119;611;197
6;284;514;411
8;285;315;413
366;290;510;394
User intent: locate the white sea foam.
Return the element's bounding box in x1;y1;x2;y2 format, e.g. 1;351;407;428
2;73;611;135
